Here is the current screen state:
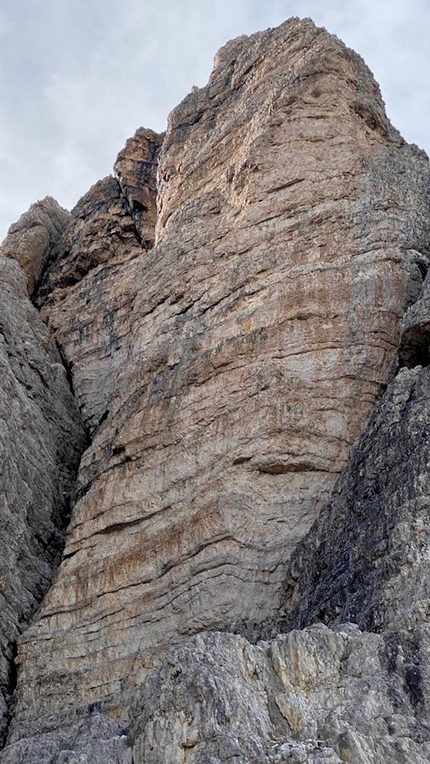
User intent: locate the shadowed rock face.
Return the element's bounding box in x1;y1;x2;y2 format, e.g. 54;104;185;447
2;15;430;760
0;243;85;744
5;17;430;734
35;128;163;437
114;127;162;249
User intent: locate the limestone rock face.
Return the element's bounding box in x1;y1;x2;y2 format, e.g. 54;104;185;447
280;365;430;636
6;624;430;762
0;712;132;764
36;182;147;436
0;253;85;743
35;131;163;437
37;175;143;298
1;197;70;296
130;626;430;763
6;17;430;737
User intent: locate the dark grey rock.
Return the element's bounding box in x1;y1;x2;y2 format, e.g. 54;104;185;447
280;364;430;635
400;251;430;367
0;255;85;745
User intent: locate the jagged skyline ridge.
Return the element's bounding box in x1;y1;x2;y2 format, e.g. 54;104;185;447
0;0;429;243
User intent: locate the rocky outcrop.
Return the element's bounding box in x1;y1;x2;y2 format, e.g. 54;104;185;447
127;626;430;764
0;712;131;764
4;17;430;742
279;363;430;636
1;198;70;296
5;623;429;763
35;130;163;437
114;127;162;249
0;249;85;743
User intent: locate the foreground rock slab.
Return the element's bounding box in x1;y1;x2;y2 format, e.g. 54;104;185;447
4;625;428;763
128;628;430;763
0;713;131;764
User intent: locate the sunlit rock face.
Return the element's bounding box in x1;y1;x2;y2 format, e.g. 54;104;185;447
4;14;430;744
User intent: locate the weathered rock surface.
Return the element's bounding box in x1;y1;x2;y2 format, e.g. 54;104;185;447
0;251;85;743
399;251;430;368
0;711;132;764
114;127;162;249
278;364;430;636
1;197;70;296
5;16;430;740
36;172;158;436
127;626;430;764
5;622;430;762
34;129;163;438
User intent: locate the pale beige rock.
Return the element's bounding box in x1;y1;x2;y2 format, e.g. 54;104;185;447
8;16;430;736
1;197;69;296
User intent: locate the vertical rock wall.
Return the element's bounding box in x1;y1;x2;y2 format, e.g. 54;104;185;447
3;14;430;750
0;203;86;744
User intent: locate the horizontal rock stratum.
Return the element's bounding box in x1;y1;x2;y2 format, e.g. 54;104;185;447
1;15;430;763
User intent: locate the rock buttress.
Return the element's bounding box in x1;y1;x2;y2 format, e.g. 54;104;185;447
1;197;70;297
0;208;86;745
6;16;430;741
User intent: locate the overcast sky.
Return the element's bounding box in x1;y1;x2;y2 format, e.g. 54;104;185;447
0;0;429;242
